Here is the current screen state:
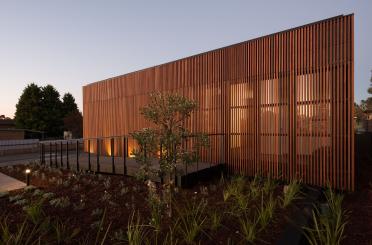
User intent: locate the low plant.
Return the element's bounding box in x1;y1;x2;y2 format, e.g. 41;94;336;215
126;211;147;245
9;194;23;203
14;199;28;206
42;192;55;199
72;184;81;192
303;187;349;245
238;214;257;243
0;216;44;244
52;219;80;244
24;199;44;225
91;208;103;218
257;193;276;230
32;189;44;197
175;199;207;243
120;187;129;196
282;178;301;208
112;228;126;242
249;174;261;200
103;178;111;189
91;209;112;245
209;210;222;231
49;196;70;208
262;175;277;196
101;191;111;202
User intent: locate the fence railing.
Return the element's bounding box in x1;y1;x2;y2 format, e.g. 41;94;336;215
38;134;226;179
0;139;39;156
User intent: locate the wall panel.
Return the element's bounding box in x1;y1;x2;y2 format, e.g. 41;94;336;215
83;15;354;190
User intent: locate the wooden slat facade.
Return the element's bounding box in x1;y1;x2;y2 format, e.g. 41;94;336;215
83;15;354;190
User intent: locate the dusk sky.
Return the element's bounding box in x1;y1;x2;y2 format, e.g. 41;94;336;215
0;0;371;117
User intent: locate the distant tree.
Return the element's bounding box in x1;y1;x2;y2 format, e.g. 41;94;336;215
15;83;80;138
40;85;64;137
63;110;83;138
364;70;372;111
14;83;43;130
62;93;78;116
0;115;11;120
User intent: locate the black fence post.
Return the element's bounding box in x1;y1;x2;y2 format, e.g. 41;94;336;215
66;141;70;170
97;138;100;172
76;140;80;172
55;142;58;168
39;143;42;164
60;141;63;167
160;143;163;184
111;138;115;174
123;137;127;176
49;142;52;167
88;140;91;171
40;144;43;164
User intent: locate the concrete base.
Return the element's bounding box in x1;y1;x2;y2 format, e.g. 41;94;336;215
0;172;26;192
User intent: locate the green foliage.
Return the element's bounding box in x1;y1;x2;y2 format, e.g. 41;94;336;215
303;187;349;245
257;193;276;230
14;83;80;138
209;210;222;231
61;93;78;115
281;179;302;208
238;214;257;243
52;219;80;244
130;128;158;180
24;199;44;225
175;199;207;243
131;92;210;218
39;85;64;137
49;196;70;208
137;92;210;178
223;176;250;215
146;180;164;232
0;216;46;245
14;83;43;131
126;211;147;245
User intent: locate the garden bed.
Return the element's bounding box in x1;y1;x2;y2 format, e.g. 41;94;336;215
0;162;305;244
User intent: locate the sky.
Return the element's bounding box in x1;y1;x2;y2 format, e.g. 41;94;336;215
0;0;371;118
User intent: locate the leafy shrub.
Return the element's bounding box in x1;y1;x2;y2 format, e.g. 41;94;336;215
303;187;349;245
126;211;147;245
52;219;80;244
49;197;70;208
42;192;55;199
282;179;301;208
24;199;44;224
209;210;222;231
238;214;257;243
175;199;207;243
257;193;276;230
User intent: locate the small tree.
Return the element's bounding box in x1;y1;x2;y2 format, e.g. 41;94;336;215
130;128;158;180
131;92;210;217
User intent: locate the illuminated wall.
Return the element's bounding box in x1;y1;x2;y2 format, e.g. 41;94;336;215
83;15;354;190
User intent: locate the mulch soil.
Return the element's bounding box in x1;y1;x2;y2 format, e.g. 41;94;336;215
0;163;301;244
342;157;372;245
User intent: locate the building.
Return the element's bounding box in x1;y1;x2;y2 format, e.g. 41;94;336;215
83;15;354;190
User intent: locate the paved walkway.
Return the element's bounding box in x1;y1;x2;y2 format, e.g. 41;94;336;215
0;172;26;192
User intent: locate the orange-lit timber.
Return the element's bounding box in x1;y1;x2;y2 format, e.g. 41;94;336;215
83;15;354;190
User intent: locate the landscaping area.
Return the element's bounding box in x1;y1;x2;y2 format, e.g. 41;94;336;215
0;161;305;244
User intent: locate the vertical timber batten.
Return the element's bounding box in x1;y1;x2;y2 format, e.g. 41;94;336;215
83;15;354;191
